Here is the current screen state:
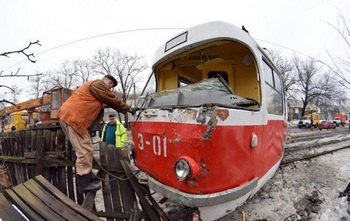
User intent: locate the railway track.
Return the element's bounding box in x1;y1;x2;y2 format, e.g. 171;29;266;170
288;127;349;142
282;127;350;165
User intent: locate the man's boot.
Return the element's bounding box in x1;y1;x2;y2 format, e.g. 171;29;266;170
90;171;98;182
76;174;101;193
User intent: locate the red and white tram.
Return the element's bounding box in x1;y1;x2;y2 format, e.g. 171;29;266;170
129;21;288;220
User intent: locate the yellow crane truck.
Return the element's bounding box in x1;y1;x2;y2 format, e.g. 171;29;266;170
298;110;320;128
0;87;72;133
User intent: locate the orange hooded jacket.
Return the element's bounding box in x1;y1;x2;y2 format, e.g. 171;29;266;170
57;80;130;137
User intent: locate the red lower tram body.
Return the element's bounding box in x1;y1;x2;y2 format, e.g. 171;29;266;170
130;107;287;219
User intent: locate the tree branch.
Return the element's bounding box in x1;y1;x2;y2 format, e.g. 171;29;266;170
0;40;41;63
0;99;17;106
0;71;42;78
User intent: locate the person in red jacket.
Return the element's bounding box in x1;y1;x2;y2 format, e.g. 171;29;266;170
57;75;132;193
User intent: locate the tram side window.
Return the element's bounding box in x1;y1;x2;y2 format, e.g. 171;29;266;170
263;60;283;115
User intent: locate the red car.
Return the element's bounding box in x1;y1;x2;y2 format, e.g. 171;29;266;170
318;120;336;130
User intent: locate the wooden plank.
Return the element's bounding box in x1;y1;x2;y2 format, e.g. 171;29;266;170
55;130;66;193
46;151;66;158
24;130;31;152
36;136;45;176
24;151;36;158
23;179;87;221
4;138;18;186
129;201;141;221
106;145;123;217
120;160;161;221
55;130;66;197
17;131;28;183
43;129;51;152
66;141;75;201
11;140;23;183
12;140;21;185
110;146;136;213
94;211;136;219
30;130;37;152
34;175;102;221
0;193;28;221
50;130;56;151
37;129;44;137
26;130;36;179
57;166;67;194
142;184;170;221
56;130;66;151
2;137;9;155
12;137;21;184
81;191;97;211
12;184;66;221
4;189;46;221
99;142;114;221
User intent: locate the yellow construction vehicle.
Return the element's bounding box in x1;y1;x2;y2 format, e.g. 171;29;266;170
298;110;320;128
0;87;72;133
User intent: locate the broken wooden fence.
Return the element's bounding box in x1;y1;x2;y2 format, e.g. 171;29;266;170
0;128;168;220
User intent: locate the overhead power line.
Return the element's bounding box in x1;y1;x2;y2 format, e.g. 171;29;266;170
4;27;320;71
4;28;186;71
255;38;315;59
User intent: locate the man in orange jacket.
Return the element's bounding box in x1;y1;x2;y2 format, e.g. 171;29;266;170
58;75;132;193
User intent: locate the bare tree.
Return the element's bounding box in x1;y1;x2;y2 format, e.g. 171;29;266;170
27;72;44;98
322;11;350;89
295;56;341;116
314;72;349;118
93;48;148;126
93;48;147;101
46;60;80;89
269;50;297;100
8;85;23;104
73;58;98;84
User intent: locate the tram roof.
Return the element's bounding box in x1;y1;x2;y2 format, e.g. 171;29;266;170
152;21;261;68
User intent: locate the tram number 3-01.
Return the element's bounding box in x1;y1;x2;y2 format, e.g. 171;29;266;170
137;133;167;157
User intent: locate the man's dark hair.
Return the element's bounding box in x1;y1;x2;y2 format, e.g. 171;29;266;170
104;75;118;87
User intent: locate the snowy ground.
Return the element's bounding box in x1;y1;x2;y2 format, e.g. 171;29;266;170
216;148;350;220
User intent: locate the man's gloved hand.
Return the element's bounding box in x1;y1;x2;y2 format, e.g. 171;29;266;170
130;107;139;115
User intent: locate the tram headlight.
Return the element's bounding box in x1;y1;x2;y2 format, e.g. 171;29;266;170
174;157;201;181
175;159;191;181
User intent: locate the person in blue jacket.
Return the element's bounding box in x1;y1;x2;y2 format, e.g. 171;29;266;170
100;113;127;148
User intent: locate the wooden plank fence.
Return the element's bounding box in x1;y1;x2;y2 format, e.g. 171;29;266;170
1;175;102;221
0;128;169;221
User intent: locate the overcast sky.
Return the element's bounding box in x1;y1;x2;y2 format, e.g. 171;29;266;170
1;0;349;102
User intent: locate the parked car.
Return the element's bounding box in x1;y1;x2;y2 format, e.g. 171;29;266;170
318;120;336;130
